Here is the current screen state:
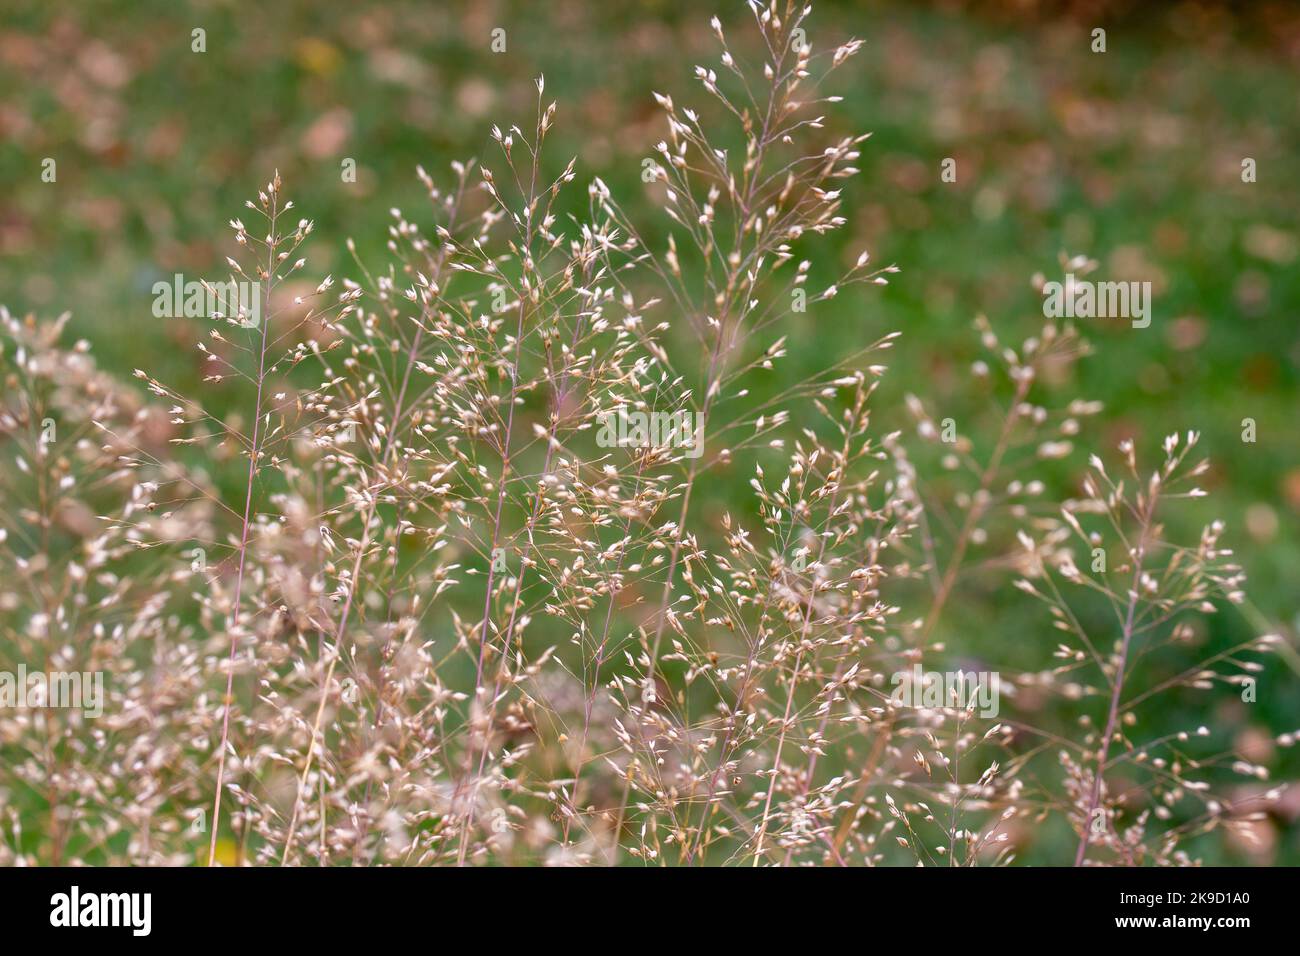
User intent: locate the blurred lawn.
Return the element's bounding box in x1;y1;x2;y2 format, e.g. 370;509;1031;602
1;0;1296;863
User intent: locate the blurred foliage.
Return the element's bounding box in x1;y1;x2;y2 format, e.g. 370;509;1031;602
0;0;1296;863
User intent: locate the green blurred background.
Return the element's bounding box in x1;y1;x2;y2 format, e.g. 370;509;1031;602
1;0;1296;863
